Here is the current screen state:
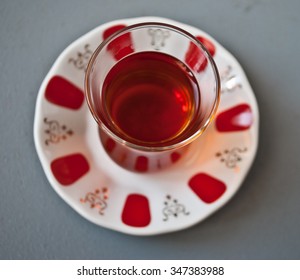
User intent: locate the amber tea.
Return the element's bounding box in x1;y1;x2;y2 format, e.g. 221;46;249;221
102;51;200;146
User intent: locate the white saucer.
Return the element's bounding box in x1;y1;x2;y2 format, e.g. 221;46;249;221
34;17;259;235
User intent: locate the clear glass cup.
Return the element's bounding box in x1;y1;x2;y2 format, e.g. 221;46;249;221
85;22;220;172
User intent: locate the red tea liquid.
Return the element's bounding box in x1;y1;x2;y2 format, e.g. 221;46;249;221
102;51;200;146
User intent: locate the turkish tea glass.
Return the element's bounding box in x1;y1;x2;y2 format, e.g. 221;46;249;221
85;22;220;172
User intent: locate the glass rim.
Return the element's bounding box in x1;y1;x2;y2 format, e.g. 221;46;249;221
85;22;221;152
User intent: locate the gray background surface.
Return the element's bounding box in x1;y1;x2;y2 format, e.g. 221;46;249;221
1;0;299;259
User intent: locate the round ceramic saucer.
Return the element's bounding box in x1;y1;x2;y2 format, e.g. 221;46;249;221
34;17;259;235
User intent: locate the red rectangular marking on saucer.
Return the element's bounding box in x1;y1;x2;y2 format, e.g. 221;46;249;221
50;153;90;186
45;76;84;110
122;194;151;227
185;36;216;72
188;173;226;203
216;104;253;132
103;24;134;60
